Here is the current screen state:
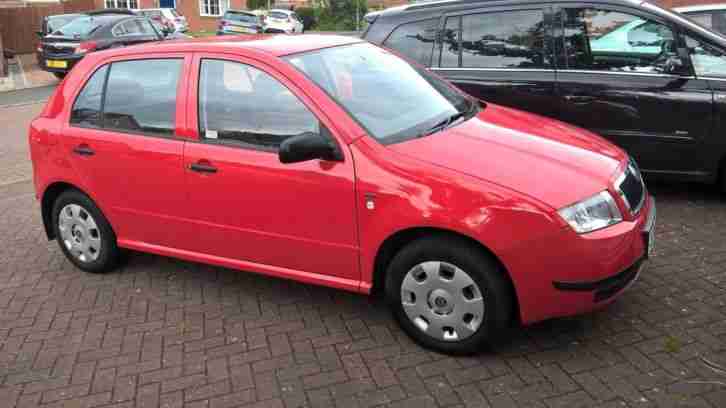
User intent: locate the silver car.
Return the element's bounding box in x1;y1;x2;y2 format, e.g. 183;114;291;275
217;10;263;35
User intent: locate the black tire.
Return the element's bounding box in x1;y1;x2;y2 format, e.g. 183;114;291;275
52;190;119;273
52;72;66;80
385;235;512;354
720;162;726;193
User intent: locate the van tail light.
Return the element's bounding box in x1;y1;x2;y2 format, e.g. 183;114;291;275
74;41;97;55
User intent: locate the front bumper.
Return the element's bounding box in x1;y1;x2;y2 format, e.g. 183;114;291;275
500;194;656;324
552;197;655;302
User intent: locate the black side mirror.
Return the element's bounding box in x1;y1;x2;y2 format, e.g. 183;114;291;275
279;131;342;164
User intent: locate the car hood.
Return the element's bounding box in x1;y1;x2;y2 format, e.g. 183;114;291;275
388;103;626;209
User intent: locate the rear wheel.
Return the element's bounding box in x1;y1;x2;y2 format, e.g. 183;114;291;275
52;190;119;273
385;236;512;354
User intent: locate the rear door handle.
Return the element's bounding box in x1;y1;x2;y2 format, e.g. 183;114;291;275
189;162;218;174
72;145;95;156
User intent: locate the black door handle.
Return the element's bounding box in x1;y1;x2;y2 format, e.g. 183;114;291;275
563;95;596;104
73;145;94;156
189;162;218;173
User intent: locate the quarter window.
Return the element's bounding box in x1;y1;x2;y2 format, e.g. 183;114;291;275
558;9;676;73
460;10;548;69
383;19;438;66
113;19;157;36
198;59;319;152
71;66;108;128
103;59;182;136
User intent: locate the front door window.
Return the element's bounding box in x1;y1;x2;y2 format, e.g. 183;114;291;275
557;8;681;74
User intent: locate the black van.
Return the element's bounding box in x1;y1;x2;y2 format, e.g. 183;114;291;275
363;0;726;190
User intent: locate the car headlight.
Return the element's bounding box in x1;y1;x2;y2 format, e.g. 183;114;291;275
558;191;622;234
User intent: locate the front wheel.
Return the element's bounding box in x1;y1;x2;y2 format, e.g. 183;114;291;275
52;190;119;273
385;236;512;354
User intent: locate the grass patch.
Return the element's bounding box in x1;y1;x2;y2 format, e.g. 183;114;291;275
188;31;217;38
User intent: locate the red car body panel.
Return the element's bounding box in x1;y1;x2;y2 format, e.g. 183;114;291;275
29;35;653;325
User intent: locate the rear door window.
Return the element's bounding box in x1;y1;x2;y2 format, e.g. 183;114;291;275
383;19;438;66
103;59;182;136
437;10;549;69
460;10;549;69
71;65;109;128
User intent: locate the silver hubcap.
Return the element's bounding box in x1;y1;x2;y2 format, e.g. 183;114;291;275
401;261;485;342
58;204;101;263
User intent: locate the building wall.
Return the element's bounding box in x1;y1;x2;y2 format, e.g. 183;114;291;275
655;0;722;8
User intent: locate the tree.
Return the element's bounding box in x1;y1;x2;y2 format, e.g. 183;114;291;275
247;0;267;10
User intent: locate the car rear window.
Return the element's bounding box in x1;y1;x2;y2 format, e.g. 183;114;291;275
47;15;82;33
224;11;257;22
51;16;105;37
269;11;288;19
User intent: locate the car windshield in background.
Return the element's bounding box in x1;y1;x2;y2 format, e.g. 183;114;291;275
285;43;475;144
52;16;107;37
224;11;257;22
269;11;288;19
48;15;82;33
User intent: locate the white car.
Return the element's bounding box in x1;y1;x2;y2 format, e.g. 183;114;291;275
138;8;188;33
675;4;726;36
264;9;304;34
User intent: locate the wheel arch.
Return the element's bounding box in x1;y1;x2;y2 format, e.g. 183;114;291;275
370;226;521;324
41;181;88;240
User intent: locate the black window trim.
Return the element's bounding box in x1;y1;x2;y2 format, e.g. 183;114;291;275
69;57;185;141
195;57;334;154
435;4;555;71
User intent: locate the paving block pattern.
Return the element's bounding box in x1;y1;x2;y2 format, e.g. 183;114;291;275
1;103;725;407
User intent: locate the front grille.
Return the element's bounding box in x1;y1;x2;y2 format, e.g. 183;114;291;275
616;159;645;214
43;43;77;56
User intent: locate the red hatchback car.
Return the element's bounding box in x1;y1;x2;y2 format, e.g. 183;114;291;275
29;35;656;354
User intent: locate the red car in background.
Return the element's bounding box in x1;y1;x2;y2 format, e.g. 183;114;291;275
28;35;656;354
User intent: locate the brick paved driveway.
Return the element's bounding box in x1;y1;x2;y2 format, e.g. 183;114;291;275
1;103;725;408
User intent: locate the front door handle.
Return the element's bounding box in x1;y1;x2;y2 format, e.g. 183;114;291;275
563;95;596;104
189;161;218;174
72;144;95;156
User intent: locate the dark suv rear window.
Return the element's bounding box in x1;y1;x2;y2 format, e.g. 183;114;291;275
383;19;438;66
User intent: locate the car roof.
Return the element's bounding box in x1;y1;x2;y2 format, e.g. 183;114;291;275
225;9;256;14
107;34;363;57
376;0;643;15
675;3;726;12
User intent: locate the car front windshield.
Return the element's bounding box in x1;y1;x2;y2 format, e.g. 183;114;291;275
51;16;104;37
285;43;475;144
